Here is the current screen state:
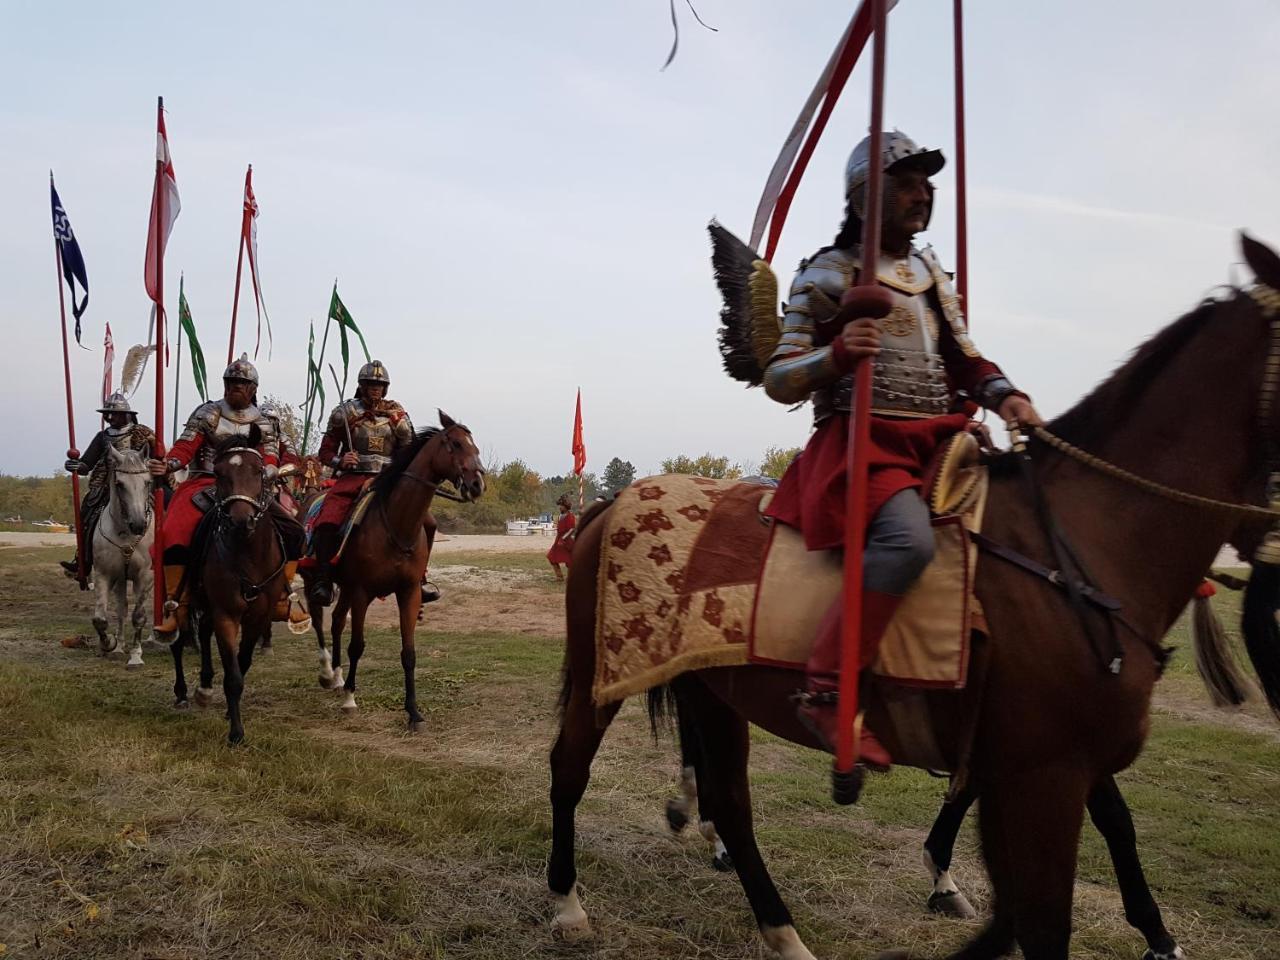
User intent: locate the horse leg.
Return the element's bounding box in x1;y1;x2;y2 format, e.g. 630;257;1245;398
396;584;425;731
330;595;349;692
947;764;1088;960
128;559;150;668
170;621;190;709
112;571;129;659
214;615;246;746
1087;775;1183;960
922;784;979;919
547;688;622;941
339;593;366;715
195;615;216;708
92;571;113;655
664;693;698;834
680;676;813;960
238;621;261;679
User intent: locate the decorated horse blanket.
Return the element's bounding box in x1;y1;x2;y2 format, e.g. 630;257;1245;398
300;483;377;566
592;443;987;706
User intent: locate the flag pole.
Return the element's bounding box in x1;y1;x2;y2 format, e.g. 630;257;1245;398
227;164;250;365
303;292;335;451
173;275;184;444
52;186;88;591
833;0;892;801
151;95;168;626
952;0;969;314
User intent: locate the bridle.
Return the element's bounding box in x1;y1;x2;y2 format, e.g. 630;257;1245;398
101;459;154;563
380;426;479;554
209;443;285;600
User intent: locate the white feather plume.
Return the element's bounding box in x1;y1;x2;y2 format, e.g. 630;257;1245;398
120;344;155;397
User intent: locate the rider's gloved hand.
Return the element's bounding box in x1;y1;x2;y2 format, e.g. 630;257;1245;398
64;458;82;473
340;451;360;470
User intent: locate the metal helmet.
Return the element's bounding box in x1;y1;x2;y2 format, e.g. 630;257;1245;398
223;352;259;385
844;130;945;200
97;392;137;417
257;399;279;418
357;360;391;386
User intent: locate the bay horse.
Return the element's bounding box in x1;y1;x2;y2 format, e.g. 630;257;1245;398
91;445;155;668
549;234;1280;960
301;412;484;730
169;427;290;745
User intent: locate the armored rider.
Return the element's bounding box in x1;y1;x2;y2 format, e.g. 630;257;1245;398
148;353;304;635
762;131;1042;770
308;360;440;606
61;392;157;578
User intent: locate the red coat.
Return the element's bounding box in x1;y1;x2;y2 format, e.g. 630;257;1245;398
766;328;1010;552
547;512;576;564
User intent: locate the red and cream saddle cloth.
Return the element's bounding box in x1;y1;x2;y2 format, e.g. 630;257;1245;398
592;434;989;707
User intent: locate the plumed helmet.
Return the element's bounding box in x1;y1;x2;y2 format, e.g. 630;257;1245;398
844;130;945;199
223;352;259;385
97;392;137;417
258;399;278;418
357;360;391;386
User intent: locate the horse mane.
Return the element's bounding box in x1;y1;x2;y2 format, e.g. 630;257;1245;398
211;424;263;457
1046;293;1236;447
370;426;443;501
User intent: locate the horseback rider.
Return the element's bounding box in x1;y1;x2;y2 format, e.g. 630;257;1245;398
148;354;304;636
763;131;1042;770
308;361;440;606
61;393;158;579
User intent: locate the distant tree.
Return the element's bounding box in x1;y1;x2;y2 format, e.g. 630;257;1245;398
759;445;802;480
660;453;743;480
601;457;636;495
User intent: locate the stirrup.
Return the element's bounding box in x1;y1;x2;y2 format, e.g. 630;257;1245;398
420;582;441;604
790;688;838;707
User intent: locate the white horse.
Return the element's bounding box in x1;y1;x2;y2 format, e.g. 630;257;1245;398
92;445;155;668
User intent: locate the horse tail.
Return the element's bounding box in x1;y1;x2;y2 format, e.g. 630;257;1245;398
646;684;678;738
1191;587;1253;707
1241;559;1280;721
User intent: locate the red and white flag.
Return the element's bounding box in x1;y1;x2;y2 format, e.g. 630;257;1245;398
572;389;586;476
241;165;273;358
144;103;180;307
102;322;114;402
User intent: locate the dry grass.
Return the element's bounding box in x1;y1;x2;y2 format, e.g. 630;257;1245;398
0;547;1277;959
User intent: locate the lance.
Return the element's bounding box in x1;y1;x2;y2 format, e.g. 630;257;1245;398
228;164;250;365
328;363;354;462
833;0;893;802
953;0;969;314
53;210;88;591
173;277;184;445
151;95;168;627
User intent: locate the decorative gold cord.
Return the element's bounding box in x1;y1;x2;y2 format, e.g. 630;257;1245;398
1031;426;1280;520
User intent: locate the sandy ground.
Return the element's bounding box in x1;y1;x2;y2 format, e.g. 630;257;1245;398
0;530;553;553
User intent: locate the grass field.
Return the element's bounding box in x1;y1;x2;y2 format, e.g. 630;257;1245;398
1;545;1277;959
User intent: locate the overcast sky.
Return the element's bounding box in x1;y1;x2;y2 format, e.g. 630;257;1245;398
3;0;1278;480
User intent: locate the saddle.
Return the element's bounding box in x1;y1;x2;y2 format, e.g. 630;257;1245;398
302;485;377;565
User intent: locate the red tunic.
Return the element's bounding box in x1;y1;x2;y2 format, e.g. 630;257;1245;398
547;512;576;564
314;472;372;528
766;325;1011;551
163;431;278;552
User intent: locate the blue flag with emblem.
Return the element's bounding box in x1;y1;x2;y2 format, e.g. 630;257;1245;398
50;177;90;343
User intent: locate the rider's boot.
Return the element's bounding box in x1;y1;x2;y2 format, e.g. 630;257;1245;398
275;560;309;622
308;526;338;607
156;565;187;639
794;591;901;770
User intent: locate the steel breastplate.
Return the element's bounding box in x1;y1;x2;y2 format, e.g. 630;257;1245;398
349;404;397;474
190;401;270;475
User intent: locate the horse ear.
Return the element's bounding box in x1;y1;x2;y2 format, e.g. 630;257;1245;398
438;409;456;430
106;443;122;463
1241;232;1280;288
140;442;151;462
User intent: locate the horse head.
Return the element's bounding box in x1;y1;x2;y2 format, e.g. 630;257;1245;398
106;444;153;537
212;425;267;535
434;410;486;502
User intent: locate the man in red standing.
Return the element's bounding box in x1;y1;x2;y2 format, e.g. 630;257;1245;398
547;493;576;581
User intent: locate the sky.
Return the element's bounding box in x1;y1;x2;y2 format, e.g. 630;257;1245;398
2;0;1279;481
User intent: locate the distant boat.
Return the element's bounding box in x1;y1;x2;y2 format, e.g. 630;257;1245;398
31;518;70;533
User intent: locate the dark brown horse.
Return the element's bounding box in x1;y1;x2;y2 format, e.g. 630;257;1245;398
170;428;291;745
549;235;1280;960
301;412;485;730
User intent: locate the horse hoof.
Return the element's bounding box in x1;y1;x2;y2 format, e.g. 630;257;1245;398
712;851;734;872
194;688;214;708
331;668;345;689
125;659;144;672
551;890;592;943
317;674;333;689
228;732;245;748
408;718;424;733
340;693;357;716
665;799;689;833
927;889;977;920
1143;948;1186;960
174;699;190;711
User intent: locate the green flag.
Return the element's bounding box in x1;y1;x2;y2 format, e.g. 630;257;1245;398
328;284;370;394
178;277;208;401
302;320;326;454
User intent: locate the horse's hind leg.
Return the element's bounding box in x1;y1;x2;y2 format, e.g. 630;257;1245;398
123;568;145;670
339;594;365;715
312;596;336;688
679;676;813;960
396;585;425;731
547;683;621;941
923;784;979;918
194;615;216;708
92;572;114;655
1087;774;1182;960
330;594;349;692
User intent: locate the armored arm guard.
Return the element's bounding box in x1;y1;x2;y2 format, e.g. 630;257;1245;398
317;404;349;469
78;432;106;475
167;401;219;468
762;250;852;405
390;405;415;453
